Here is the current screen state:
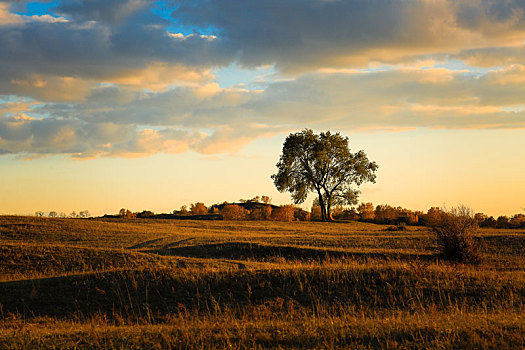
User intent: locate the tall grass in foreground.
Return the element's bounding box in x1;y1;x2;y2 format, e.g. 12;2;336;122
0;310;523;349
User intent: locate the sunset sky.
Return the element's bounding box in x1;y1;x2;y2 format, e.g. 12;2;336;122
0;0;524;217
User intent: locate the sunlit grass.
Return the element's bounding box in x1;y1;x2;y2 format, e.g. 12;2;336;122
0;216;523;348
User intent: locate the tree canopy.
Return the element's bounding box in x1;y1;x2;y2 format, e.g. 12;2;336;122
271;129;378;221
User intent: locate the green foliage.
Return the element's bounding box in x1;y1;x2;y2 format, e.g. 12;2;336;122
272;129;378;221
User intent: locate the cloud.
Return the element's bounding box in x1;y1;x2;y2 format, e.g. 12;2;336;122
171;0;525;71
2;0;525;158
3;0;525;100
0;2;67;26
457;45;525;67
54;0;149;24
0;115;206;159
0;1;230;102
2;64;525;158
0;2;24;25
3;0;525;103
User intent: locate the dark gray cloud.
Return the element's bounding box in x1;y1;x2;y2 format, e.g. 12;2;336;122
171;0;525;71
456;0;525;30
3;0;525;92
54;0;151;24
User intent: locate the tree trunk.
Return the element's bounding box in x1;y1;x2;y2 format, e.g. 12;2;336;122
317;191;327;221
326;196;333;222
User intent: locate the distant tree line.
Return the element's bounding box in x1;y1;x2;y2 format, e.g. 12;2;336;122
314;203;525;229
107;198;525;228
111;195;308;222
34;210;90;218
38;195;523;229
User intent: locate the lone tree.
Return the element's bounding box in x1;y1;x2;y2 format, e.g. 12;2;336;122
272;129;378;221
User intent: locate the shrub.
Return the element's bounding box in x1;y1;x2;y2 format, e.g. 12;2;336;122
221;204;248;220
430;206;482;264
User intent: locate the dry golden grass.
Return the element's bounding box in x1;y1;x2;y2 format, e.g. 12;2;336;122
0;215;524;348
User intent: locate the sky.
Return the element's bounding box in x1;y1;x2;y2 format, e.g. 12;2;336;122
0;0;524;217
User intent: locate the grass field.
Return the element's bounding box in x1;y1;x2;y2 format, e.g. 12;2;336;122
0;216;524;349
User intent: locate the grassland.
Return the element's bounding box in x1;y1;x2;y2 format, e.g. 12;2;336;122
0;216;524;349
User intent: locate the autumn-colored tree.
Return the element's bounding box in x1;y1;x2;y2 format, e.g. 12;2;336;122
221;204;248;220
180;205;188;214
330;205;345;220
481;216;497;228
398;209;419;225
294;208;311;221
509;214;525;228
119;208;136;219
249;206;272;220
136;210;155;218
374;204;398;224
474;213;488;223
423;207;443;226
340;207;359;221
496;216;510;229
271;205;295;222
357;202;375;221
261;195;271;204
48;211;57;218
310;204;322;221
190;202;208;215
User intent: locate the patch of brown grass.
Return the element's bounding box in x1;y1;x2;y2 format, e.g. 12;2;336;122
0;216;524;348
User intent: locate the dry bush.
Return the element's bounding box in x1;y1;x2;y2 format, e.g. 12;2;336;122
271;205;295;222
221;204;248;220
431;206;482;264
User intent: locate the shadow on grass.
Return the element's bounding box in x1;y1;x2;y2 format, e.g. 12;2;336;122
1;265;523;320
145;242;437;263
